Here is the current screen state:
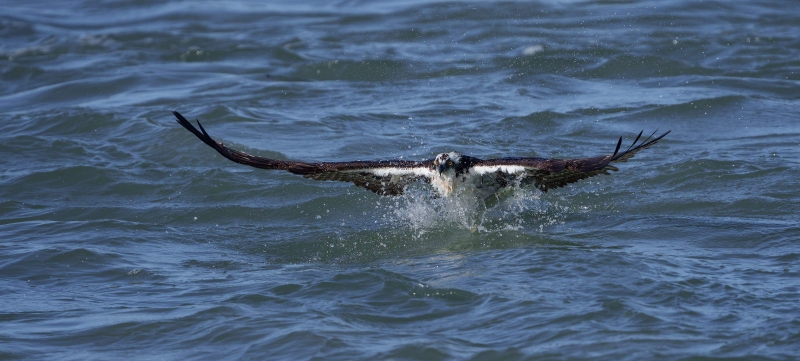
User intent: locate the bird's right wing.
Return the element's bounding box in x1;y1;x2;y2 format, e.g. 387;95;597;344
174;111;434;195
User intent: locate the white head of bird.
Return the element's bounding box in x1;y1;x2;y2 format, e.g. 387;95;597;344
432;151;465;195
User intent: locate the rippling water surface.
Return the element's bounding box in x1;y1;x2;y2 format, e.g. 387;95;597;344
2;1;799;360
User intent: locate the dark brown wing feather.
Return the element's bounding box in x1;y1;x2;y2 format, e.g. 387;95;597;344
174;111;433;195
475;130;670;192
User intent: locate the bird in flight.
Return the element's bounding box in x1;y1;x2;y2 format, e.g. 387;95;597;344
174;111;669;200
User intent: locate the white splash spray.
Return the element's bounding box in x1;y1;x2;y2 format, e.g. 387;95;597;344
382;184;551;235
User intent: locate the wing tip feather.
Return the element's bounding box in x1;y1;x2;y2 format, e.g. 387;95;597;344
609;129;671;163
614;136;622;156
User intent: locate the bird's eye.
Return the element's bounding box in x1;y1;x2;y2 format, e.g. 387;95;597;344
447;160;453;166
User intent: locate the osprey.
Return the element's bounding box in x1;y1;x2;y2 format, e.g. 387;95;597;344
174;111;669;199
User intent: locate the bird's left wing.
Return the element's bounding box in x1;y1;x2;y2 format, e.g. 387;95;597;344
470;130;670;192
174;111;435;195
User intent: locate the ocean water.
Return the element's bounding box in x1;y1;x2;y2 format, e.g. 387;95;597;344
1;0;799;360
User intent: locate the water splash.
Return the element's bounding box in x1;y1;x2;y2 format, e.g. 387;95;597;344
383;185;552;235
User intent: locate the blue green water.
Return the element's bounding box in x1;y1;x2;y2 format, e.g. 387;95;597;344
1;1;799;360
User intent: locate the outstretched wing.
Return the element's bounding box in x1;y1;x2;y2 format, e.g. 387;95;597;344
471;130;671;192
174;111;434;195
